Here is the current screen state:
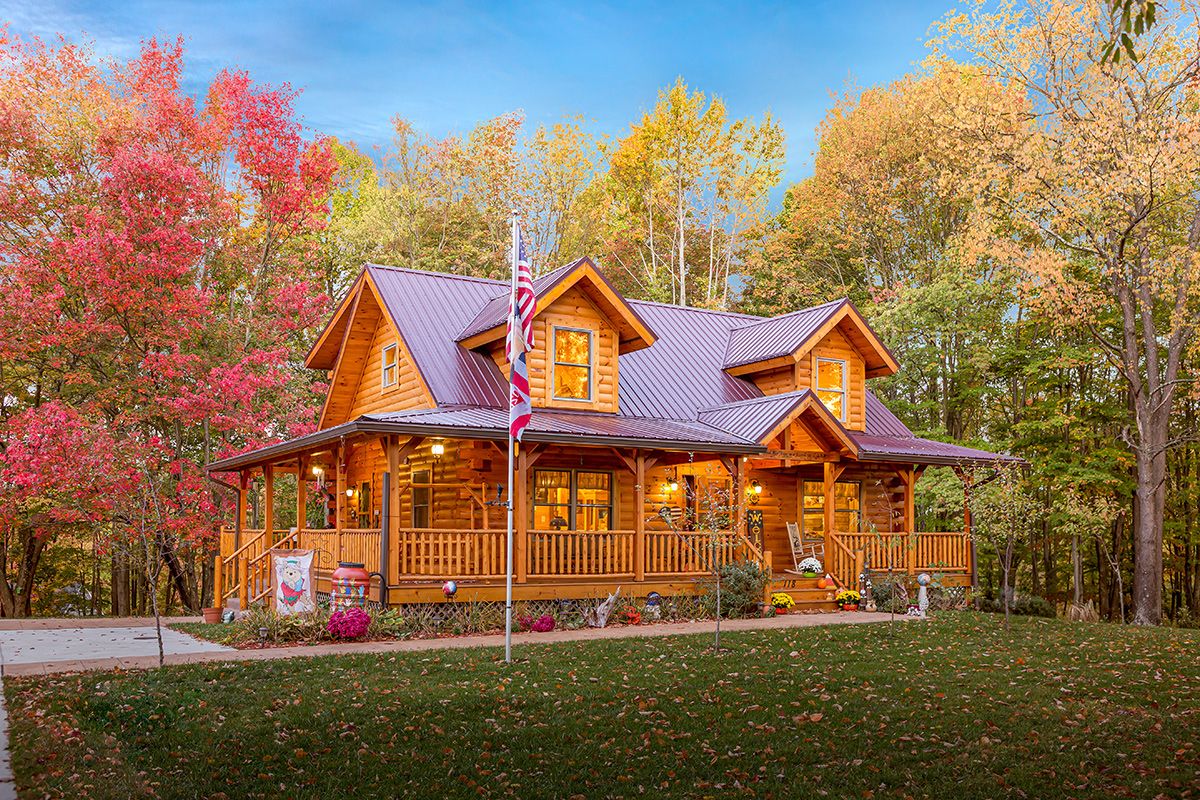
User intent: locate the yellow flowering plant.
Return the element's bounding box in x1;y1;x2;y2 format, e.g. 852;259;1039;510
835;589;861;606
771;592;795;610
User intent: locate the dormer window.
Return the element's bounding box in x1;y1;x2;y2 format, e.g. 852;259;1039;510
553;327;593;401
381;343;398;388
816;357;847;421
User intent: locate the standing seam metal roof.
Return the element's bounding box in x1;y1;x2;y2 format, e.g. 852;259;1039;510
346;263;1017;465
723;298;846;369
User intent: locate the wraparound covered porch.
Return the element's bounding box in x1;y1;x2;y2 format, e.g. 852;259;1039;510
210;419;979;609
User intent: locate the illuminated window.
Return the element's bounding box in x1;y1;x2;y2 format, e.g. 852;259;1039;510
381;343;398;388
801;480;861;536
553;327;592;401
532;469;611;531
411;469;430;528
816;357;847;421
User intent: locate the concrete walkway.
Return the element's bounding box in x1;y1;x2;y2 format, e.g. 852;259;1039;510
0;623;233;671
0;611;901;677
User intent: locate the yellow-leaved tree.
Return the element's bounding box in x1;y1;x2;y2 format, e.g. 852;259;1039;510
930;0;1200;624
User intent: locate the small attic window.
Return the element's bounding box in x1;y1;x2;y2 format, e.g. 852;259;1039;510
553;327;593;402
816;357;847;421
381;343;398;388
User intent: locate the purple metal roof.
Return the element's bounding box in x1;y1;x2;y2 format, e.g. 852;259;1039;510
697;391;811;443
356;264;1015;465
368;265;508;407
863;390;915;437
850;433;1021;465
619;301;760;419
366;405;755;449
723;298;846;369
456;259;581;341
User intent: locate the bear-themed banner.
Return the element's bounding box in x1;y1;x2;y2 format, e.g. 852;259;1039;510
272;549;315;615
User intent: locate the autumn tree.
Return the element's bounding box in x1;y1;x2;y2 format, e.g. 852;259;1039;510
930;0;1200;624
604;79;784;306
0;34;334;615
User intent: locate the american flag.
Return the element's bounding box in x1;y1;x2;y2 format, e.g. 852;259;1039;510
507;226;535;440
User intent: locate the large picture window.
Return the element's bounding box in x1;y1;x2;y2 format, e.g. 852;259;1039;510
815;357;847;421
553;327;593;401
532;469;611;531
801;480;860;536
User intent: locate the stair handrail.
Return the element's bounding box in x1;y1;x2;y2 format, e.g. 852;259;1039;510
224;528;269;563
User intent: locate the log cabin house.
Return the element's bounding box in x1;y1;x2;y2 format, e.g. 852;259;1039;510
208;258;1015;611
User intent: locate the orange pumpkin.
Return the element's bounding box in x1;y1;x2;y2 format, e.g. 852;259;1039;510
816;577;828;589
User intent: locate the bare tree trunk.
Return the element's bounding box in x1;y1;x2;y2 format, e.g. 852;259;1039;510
1072;533;1083;606
1132;448;1167;624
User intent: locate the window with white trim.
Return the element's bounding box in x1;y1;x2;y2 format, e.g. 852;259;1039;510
815;357;847;421
381;343;398;388
552;327;593;401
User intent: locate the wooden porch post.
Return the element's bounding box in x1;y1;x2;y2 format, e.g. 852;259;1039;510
957;467;977;590
822;461;836;538
386;436;401;589
335;443;345;563
634;451;646;582
516;445;529;583
262;464;275;538
237;473;249;547
901;466;916;576
213;554;223;605
735;457;748;538
296;456;308;533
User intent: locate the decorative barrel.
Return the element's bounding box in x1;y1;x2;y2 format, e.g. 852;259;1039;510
330;562;370;611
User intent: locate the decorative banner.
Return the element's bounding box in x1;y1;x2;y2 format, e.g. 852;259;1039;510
272;549;316;615
746;509;765;543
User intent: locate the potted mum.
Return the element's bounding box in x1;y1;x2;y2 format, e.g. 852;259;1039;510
797;556;823;578
771;592;795;614
835;589;861;611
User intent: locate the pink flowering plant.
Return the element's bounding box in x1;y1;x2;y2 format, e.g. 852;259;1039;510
326;607;371;640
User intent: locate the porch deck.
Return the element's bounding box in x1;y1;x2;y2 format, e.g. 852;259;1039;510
216;525;972;608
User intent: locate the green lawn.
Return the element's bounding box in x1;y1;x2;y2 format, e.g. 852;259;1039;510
5;613;1198;799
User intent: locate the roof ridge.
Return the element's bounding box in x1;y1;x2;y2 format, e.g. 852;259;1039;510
366;263;506;287
727;297;847;332
626;298;759;320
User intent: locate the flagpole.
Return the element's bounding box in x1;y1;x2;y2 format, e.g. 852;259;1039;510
504;209;518;664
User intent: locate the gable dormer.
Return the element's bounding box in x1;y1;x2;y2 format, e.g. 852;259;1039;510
722;299;898;432
457;258;655;413
306;270;434;429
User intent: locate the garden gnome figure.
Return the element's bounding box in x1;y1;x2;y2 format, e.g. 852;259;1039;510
917;572;931;618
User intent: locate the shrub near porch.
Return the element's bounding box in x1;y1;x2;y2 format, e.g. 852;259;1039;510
6;613;1199;799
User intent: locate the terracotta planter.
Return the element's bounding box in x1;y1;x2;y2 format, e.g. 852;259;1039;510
202;607;222;624
774;606;788;615
842;603;859;611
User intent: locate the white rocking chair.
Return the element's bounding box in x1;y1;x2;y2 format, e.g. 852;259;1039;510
786;521;825;575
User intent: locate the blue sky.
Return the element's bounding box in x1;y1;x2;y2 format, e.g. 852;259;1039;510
2;0;952;186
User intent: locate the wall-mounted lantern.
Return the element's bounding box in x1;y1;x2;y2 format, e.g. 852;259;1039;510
431;441;445;458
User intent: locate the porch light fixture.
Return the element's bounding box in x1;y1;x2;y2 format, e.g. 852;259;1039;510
345;487;355;499
431;441;445;458
667;478;679;493
750;480;763;495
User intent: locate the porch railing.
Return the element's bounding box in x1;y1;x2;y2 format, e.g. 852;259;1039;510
394;528;507;579
217;524;764;606
644;530;749;576
824;530;972;589
528;529;635;576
